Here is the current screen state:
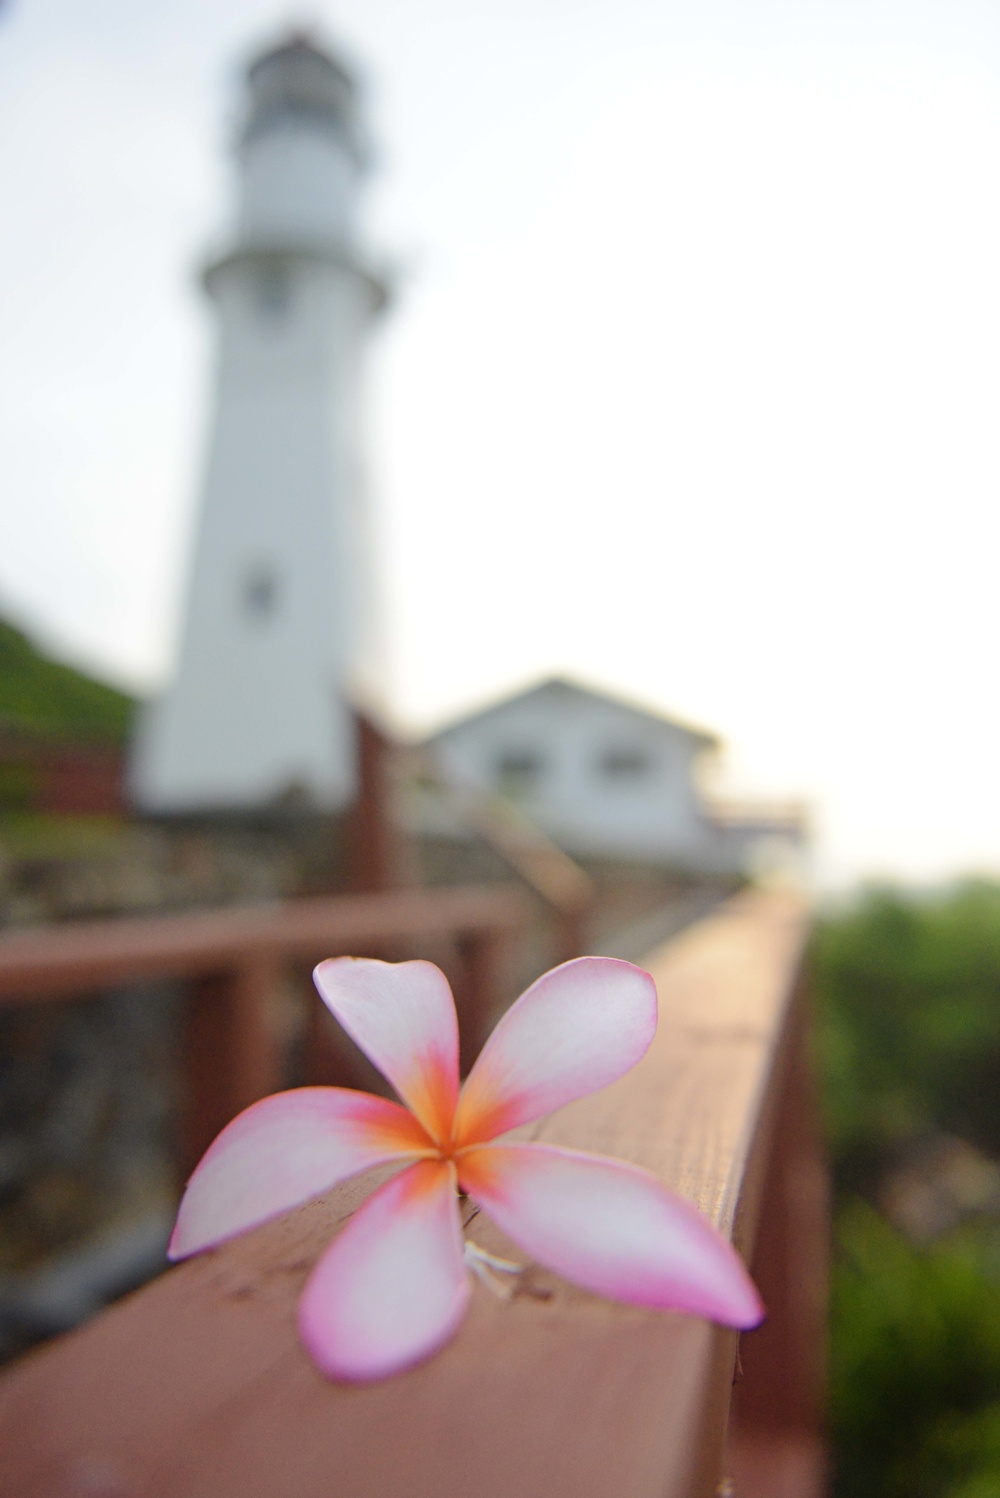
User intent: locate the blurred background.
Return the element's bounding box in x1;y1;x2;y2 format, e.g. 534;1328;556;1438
1;1;1000;1493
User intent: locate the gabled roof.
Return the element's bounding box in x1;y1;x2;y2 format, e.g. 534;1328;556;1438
423;675;719;750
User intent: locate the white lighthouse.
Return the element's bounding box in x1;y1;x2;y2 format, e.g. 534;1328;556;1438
132;33;387;813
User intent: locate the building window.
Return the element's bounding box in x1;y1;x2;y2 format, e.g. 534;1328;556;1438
243;565;279;621
599;746;649;779
256;266;291;319
494;749;544;794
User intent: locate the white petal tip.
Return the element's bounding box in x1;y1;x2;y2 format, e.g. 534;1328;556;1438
298;1301;468;1384
730;1289;767;1332
294;1159;470;1383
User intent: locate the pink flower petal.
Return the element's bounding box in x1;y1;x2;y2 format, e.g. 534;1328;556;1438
169;1088;432;1260
454;957;657;1144
458;1143;764;1329
298;1158;469;1381
313;958;460;1143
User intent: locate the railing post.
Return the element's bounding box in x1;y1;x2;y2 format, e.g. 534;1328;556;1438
453;927;508;1075
180;954;284;1180
347;711;405;893
553;895;594;966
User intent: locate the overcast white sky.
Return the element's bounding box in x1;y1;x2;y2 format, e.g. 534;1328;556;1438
1;0;1000;885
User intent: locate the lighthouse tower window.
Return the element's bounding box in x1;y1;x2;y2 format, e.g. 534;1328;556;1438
243;565;279;621
256;266;291;319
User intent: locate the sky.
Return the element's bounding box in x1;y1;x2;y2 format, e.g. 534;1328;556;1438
1;0;1000;885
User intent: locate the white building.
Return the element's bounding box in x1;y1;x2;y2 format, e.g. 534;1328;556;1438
132;34;386;813
420;678;805;876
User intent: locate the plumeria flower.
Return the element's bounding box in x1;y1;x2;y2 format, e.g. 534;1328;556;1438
169;956;763;1381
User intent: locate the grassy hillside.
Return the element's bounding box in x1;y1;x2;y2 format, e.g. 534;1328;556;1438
0;618;134;744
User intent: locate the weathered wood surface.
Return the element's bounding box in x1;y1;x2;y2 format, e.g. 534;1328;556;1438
0;889;812;1498
0;885;531;1002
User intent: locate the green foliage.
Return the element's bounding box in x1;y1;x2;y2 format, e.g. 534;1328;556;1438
0;813;128;858
815;882;1000;1177
815;882;1000;1498
0;618;134;744
0;762;38;811
831;1203;1000;1498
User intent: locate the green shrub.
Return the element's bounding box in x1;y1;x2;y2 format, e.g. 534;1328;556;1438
831;1203;1000;1498
815;882;1000;1180
814;883;1000;1496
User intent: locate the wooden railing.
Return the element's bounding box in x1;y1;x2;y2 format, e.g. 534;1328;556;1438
0;888;821;1498
0;885;531;1174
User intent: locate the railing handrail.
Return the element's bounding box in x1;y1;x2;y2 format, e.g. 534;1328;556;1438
0;884;532;1001
0;883;534;1174
0;888;820;1498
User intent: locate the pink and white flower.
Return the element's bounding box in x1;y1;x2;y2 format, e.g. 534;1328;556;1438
169;955;763;1381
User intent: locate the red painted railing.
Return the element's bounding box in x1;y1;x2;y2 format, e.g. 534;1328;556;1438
0;884;531;1173
0;888;824;1497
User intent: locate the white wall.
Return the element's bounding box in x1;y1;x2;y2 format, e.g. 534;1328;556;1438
430;682;732;865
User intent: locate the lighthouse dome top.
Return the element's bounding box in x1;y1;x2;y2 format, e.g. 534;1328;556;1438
242;32;366;165
232;30;371;247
